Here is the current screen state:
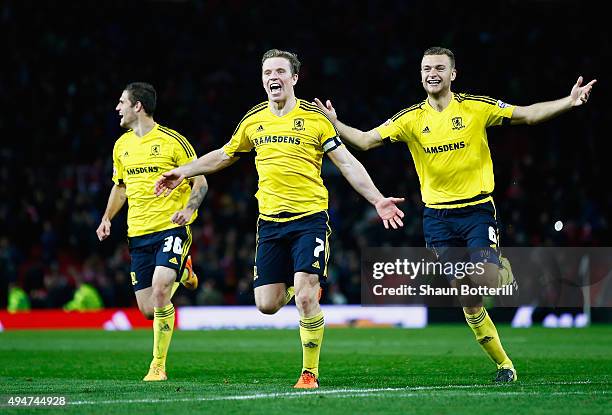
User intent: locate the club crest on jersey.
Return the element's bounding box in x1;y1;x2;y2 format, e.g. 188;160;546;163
150;144;161;156
451;117;465;130
293;118;305;131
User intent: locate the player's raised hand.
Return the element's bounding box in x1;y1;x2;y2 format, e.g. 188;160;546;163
313;98;338;124
155;169;186;197
570;76;597;107
375;197;405;229
96;218;111;241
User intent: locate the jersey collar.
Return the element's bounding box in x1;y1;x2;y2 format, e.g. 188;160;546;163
268;98;299;118
425;93;456;114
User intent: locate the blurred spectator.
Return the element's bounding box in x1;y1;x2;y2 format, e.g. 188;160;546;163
197;279;224;306
8;284;31;313
64;283;103;311
30;262;73;308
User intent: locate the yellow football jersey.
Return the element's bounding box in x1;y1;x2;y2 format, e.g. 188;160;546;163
223;99;341;221
376;93;514;208
112;124;198;237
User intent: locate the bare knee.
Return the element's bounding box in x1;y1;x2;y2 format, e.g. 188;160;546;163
254;284;286;315
256;300;282;315
151;283;172;308
152;286;168;304
295;291;318;315
476;263;500;288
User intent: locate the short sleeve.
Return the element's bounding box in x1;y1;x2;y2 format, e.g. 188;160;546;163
112;141;123;185
484;98;515;128
319;116;343;153
375;117;408;143
172;132;197;166
223;117;255;157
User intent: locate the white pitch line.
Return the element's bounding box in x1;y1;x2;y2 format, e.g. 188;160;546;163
68;381;605;406
328;390;611;399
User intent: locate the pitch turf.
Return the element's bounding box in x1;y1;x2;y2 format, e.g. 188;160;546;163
0;325;610;414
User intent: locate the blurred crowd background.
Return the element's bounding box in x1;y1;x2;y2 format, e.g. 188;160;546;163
1;0;609;310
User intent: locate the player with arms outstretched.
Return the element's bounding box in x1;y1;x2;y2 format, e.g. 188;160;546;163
155;49;404;388
315;47;596;382
97;82;207;381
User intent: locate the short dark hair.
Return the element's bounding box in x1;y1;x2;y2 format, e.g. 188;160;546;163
261;49;301;75
423;47;455;68
125;82;157;116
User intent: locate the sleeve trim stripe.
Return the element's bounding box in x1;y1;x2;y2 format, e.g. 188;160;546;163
464;93;497;102
299;101;333;118
158;126;195;157
462;96;498;106
232;103;268;136
322;136;343;153
465;96;497;104
460;93;498;105
158;125;195;156
244;101;268;117
299;103;333;119
298;102;340;135
299;100;326;112
158;125;195;157
391;102;423;121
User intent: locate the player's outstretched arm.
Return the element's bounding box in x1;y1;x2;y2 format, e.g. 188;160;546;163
314;98;383;150
155;148;238;197
170;175;208;225
96;184;127;241
327;145;405;229
511;76;597;125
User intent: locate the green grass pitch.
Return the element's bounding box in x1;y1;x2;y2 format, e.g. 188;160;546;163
0;325;610;414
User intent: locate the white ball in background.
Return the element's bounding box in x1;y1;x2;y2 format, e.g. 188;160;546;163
554;221;563;232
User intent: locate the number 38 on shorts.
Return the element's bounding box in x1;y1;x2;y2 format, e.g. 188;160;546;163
127;226;192;291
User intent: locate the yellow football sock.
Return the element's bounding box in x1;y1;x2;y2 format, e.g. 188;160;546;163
464;307;513;369
152;303;175;368
284;286;295;306
170;282;180;298
299;311;324;377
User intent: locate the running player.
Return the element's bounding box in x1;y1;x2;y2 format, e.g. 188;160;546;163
155;50;405;388
97;82;207;381
314;46;596;382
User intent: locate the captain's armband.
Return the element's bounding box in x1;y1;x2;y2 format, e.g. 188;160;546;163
322;136;343;153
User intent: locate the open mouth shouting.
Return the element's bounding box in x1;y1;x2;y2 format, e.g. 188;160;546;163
269;82;283;95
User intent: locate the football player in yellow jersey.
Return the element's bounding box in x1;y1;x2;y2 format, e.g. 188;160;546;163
155;49;405;388
96;82;208;381
315;47;596;383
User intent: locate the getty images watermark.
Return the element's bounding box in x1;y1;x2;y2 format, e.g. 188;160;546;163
361;247;612;307
371;258;514;297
